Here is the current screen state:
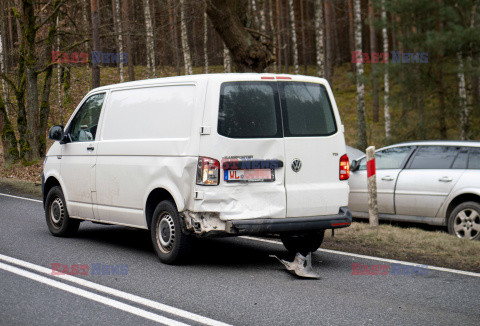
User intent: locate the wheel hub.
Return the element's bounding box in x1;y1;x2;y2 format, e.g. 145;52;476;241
157;213;175;252
453;209;479;239
50;197;64;226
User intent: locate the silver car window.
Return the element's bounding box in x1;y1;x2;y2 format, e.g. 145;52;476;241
358;146;413;170
409;146;459;169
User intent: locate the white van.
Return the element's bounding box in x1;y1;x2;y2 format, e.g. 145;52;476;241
43;74;352;264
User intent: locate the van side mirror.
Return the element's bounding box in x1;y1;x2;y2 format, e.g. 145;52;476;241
350;160;359;172
48;125;64;142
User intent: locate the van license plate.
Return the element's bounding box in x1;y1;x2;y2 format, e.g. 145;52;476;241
224;169;274;182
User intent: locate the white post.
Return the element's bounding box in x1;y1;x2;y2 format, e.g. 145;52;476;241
366;146;378;227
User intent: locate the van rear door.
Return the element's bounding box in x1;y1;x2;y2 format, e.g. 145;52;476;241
196;79;286;220
279;81;349;217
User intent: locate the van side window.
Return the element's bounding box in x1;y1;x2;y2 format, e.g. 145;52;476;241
408;146;459;169
68;93;105;142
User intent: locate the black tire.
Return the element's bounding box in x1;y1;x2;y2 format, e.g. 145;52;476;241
151;200;192;264
45;186;80;237
280;230;325;255
448;201;480;240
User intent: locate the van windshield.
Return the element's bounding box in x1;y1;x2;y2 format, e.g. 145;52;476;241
218;81;337;138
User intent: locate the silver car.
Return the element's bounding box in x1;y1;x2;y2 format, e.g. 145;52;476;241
348;141;480;240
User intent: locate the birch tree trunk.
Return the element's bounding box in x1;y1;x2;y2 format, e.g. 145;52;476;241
457;1;477;140
179;0;193;75
81;0;89;52
204;12;209;74
315;0;325;77
113;0;124;82
381;0;390;141
224;43;232;73
369;0;379;122
354;0;367;150
288;0;299;74
275;0;282;72
0;21;6;107
457;53;469;140
144;0;156;77
259;0;267;43
55;16;63;125
91;0;101;88
268;0;277;73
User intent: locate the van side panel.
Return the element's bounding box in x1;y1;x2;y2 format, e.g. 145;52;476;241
94;84;204;227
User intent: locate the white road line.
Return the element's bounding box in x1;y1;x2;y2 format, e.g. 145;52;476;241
0;192;42;203
0;254;231;326
0;261;190;326
1;192;478;279
240;236;480;278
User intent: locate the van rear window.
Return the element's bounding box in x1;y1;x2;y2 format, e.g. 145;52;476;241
218;82;282;138
217;81;337;138
281;83;337;136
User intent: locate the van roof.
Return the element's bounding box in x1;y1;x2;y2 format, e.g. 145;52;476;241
88;73;330;94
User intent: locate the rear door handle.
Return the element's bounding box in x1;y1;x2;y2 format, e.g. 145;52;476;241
438;177;452;182
381;176;394;181
87;146;95;151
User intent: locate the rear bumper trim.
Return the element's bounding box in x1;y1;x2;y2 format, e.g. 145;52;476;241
227;207;352;235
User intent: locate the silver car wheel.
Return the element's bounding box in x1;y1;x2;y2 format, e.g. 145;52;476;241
156;213;176;253
50;197;65;228
453;209;480;239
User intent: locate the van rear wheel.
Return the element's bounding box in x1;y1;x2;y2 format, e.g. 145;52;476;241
281;231;325;255
151;200;192;264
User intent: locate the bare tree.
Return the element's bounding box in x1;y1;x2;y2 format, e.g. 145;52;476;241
168;0;181;75
288;0;299;74
224;43;232;73
179;0;193;75
381;0;390;141
268;0;277;73
206;0;274;72
122;0;135;81
113;0;124;82
324;0;334;81
457;1;477;140
204;11;209;73
144;0;156;77
369;0;379;122
315;0;325;77
354;0;367;150
91;0;100;88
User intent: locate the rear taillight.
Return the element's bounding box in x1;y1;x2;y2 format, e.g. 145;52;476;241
196;157;220;185
340;154;350;180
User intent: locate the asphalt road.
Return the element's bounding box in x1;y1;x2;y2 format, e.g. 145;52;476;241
0;192;479;326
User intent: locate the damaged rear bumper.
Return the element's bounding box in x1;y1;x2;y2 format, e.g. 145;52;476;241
226;207;352;235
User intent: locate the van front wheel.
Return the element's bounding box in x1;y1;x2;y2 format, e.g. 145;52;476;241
45;186;80;237
281;231;325;255
151;200;191;264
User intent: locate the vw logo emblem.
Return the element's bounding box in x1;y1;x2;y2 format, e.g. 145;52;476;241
291;159;302;173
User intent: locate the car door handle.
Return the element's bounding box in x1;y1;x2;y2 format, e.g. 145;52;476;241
381;176;394;181
438;177;452;182
87;146;95;151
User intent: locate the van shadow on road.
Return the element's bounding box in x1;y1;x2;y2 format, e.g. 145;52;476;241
72;223;328;271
